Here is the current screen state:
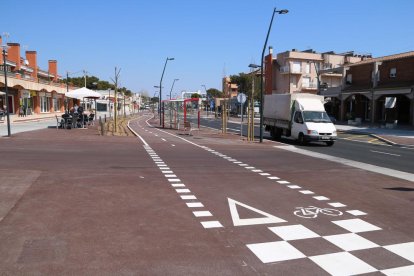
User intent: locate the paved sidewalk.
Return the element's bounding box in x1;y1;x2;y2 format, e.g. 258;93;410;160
335;124;414;147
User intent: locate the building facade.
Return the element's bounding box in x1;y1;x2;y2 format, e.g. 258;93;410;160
222;76;238;98
0;36;71;116
264;47;367;95
264;47;414;126
325;51;414;125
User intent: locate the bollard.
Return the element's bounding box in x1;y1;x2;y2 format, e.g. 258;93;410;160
99;117;104;136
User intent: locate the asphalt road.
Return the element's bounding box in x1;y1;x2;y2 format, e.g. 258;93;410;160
198;117;414;174
0;114;412;275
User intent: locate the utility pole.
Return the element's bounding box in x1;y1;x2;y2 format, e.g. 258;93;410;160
111;67;121;131
83;69;88;87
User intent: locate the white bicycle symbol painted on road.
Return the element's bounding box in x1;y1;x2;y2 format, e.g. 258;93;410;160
294;206;343;219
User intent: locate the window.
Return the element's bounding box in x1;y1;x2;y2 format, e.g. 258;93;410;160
346;74;352;84
302;77;310;88
40;93;51;113
292;61;301;73
305;63;310;74
390;68;396;78
294;111;303;124
290;75;297;88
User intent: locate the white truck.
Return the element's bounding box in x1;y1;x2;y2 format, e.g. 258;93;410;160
263;93;337;146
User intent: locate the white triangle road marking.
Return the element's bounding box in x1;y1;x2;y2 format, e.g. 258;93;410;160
228;198;286;226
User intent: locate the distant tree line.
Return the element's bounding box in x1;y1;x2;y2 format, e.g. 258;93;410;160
63;76;133;97
230;72;261;101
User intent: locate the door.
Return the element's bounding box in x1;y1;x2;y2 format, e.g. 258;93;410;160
7;95;14;114
291;111;305;139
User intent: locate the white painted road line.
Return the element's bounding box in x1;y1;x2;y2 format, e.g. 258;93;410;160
313;196;330;201
181;195;197;200
329;202;347;208
176;189;191;193
370;150;401;157
171;183;186;187
200;221;224;228
275;145;414;183
186;202;204;208
193;211;212;217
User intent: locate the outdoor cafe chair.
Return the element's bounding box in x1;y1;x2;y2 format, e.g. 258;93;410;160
55;115;64;129
88;113;95;126
63;116;73;129
72;114;80;128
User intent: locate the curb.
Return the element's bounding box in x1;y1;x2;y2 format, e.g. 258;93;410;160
338;129;414;148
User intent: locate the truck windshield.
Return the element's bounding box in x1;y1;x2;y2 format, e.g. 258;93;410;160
302;111;331;123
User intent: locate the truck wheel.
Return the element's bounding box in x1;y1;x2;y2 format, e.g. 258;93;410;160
326;141;335;146
298;133;306;145
270;127;282;140
275;128;282;140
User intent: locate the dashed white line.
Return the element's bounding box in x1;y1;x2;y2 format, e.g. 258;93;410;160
171;183;186;187
200;221;223;228
287;185;301;189
187;202;204;208
313;196;330;201
193;211;212;217
176;189;191;193
181;195;197;200
300;190;314;194
370;150;401;157
329;202;347;208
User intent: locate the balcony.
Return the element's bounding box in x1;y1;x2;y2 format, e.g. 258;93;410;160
302;82;318;90
280;66;302;74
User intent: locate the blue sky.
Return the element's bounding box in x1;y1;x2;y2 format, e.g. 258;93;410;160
3;0;413;98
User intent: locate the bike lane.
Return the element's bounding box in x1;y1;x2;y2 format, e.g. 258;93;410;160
130;116;414;275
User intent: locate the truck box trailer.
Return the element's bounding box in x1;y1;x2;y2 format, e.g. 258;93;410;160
263;93;337;146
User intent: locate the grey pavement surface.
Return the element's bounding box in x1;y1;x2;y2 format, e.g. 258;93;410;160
0;110;137;137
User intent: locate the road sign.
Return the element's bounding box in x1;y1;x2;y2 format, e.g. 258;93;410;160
237;93;247;104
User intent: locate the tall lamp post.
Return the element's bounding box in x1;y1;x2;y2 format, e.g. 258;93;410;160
201;84;208;116
1;45;11;137
158;57;174;125
169;78;179;99
259;8;288;142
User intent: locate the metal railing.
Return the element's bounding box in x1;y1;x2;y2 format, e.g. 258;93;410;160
302;82;318;89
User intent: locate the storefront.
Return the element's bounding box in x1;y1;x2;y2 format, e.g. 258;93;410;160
39;91;52;113
20;90;33;115
53;93;63;112
0;87;17;114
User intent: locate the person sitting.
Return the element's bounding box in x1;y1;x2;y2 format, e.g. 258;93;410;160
18;105;24;117
77;105;84;115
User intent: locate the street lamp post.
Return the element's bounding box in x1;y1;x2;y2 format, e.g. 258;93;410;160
1;45;11;137
108;88;112;118
259;8;288;143
201;84;208;117
159;57;174;125
169;78;179;99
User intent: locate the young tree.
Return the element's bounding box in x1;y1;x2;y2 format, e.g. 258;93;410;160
206;88;223;98
230;73;260;101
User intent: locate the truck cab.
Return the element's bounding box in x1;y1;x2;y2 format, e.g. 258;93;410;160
291;109;337;146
